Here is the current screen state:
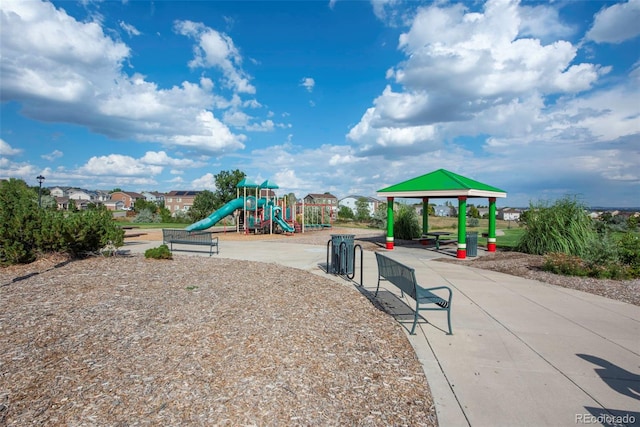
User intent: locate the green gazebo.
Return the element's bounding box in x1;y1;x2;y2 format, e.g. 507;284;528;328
377;169;507;258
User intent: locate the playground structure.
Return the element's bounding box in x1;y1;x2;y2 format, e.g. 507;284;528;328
186;178;335;234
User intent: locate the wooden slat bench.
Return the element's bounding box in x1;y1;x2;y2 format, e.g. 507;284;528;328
162;229;219;256
375;252;452;335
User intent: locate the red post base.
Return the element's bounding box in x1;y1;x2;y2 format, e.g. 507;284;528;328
386;242;394;250
457;249;466;259
487;243;497;252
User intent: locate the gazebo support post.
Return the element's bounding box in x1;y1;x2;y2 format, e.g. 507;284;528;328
488;197;497;252
386;197;394;250
422;197;429;235
457;196;467;259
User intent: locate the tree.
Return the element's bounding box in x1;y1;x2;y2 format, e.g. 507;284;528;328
134;198;158;214
190;190;217;222
338;206;354;220
371;203;387;229
468;204;480;219
355;197;371;221
213;169;246;208
110;188;122;193
285;192;297;208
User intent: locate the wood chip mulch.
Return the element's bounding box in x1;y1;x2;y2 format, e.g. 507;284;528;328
0;254;436;426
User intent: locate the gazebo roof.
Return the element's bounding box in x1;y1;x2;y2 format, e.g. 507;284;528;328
377;169;507;199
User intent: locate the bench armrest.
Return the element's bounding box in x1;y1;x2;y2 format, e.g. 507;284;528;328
417;285;452;303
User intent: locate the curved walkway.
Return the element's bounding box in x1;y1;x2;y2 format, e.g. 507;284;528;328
125;238;640;427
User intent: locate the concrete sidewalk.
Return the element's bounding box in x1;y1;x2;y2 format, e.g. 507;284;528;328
123;238;640;427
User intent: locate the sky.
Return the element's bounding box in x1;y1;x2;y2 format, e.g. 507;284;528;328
1;0;639;208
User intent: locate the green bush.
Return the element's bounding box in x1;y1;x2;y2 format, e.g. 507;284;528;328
145;244;173;260
0;179;41;264
394;204;421;240
618;232;640;277
516;196;597;257
543;252;588;277
0;179;124;265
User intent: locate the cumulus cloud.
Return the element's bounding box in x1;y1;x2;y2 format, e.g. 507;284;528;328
586;0;640;44
300;77;315;92
139;151;205;168
174;20;256;94
191;172;217;190
348;0;606;156
119;20;141;37
42;150;63;162
0;0;247;156
0;139;22;156
78;154;163;176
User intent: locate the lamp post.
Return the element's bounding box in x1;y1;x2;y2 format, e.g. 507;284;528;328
36;175;45;207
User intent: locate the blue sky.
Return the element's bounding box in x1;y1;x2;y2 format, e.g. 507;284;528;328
1;0;639;207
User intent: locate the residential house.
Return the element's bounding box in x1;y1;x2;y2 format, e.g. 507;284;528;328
304;193;338;207
49;186;71;198
55;197;70;211
68;189;97;202
165;190;200;216
142;191;165;205
110;191;145;210
434;205;455;217
303;193;339;221
104;200;125;211
95;190;112;203
498;207;522;221
338;195;381;217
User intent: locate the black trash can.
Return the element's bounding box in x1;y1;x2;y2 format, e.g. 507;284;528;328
331;234;355;274
466;232;478;257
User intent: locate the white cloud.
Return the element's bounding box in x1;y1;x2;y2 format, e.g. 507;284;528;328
586;0;640;44
518;4;575;42
140;151;205;168
349;0;606;156
42;150;63;161
119;20;141;37
191;172;217;190
300;77;315;92
0;139;22;156
174;20;255;94
0;0;247;156
78;154;163;176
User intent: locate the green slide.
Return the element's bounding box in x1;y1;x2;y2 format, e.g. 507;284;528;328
186;197;265;231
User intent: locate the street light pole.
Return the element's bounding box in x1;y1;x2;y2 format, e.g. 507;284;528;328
36;175;45;207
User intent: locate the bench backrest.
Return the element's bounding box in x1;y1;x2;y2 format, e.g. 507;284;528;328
375;252;418;300
163;229;212;242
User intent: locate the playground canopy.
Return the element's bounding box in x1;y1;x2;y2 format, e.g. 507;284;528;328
377;169;507;258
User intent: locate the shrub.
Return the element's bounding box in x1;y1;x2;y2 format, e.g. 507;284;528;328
618;232;640;277
394;204;421;240
516;196;597;257
0;179;41;265
145;244;173;260
467;217;480;227
543;252;588;276
133;208;160;223
0;179;124;265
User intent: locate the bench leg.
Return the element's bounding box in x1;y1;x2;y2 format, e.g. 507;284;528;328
410;301;420;335
446;308;453;335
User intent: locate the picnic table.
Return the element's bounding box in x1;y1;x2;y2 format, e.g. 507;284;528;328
424;232;455;250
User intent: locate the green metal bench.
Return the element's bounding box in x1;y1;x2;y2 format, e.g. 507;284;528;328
162;229;219;256
375;252;452;335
